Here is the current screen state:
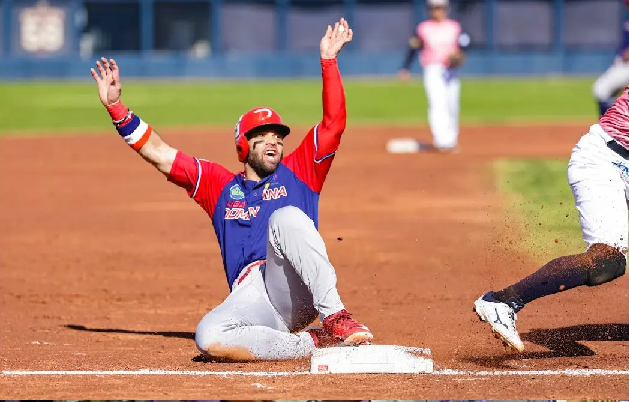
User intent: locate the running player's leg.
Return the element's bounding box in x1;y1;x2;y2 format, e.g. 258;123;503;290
495;126;627;304
264;206;373;345
424;64;451;149
593;58;629;116
195;265;316;361
475;125;627;351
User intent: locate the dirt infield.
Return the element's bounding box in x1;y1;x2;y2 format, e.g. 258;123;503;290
0;124;627;399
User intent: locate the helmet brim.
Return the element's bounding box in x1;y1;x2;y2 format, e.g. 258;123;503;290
244;123;291;139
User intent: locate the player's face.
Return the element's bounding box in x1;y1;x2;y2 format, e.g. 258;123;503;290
429;6;447;21
246;130;285;178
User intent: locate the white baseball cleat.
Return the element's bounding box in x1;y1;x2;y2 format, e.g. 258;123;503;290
474;292;525;352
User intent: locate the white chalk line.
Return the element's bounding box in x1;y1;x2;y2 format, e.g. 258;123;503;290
2;368;628;377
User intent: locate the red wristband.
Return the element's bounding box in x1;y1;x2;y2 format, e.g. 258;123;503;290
106;101;129;122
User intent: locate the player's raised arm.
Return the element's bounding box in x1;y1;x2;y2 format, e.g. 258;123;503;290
283;18;352;193
91;57;177;177
317;18;352;147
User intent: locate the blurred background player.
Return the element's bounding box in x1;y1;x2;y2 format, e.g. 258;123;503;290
592;0;629;117
387;0;470;154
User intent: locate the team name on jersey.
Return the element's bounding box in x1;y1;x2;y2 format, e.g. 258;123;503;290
224;206;260;220
262;185;288;200
224;201;260;220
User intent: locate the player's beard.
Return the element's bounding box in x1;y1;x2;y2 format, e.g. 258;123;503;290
247;149;283;179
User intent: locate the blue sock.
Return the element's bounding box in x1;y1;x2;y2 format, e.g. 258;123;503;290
492;253;589;311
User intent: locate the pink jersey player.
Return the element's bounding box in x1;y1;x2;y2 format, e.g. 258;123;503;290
416;17;462;68
474;87;629;352
600;86;629;149
394;0;470;154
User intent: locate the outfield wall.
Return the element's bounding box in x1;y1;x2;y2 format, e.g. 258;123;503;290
1;0;627;79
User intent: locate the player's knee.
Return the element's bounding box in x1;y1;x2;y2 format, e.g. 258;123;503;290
584;243;626;286
195;314;231;352
195;322;225;354
269;206;313;231
195;321;253;361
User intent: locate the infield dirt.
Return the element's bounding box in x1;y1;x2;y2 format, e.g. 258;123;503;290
1;124;627;399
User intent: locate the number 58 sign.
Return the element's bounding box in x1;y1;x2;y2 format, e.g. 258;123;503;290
19;0;66;53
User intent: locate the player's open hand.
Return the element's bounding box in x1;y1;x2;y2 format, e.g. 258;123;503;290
320;18;353;59
91;57;122;107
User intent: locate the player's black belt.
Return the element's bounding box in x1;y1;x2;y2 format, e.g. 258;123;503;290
607;140;629;159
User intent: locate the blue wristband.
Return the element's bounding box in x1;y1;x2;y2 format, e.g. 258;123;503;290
117;114;141;138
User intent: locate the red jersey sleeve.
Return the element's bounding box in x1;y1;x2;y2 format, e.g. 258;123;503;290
283;58;346;193
167;151;235;217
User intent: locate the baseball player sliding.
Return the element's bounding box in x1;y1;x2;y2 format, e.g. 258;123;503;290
593;0;629;117
90;18;373;362
396;0;469;153
474;88;629;352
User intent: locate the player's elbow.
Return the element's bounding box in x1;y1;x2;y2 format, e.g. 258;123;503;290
327;120;346;139
321;108;347;134
335;107;348;131
336;114;347;134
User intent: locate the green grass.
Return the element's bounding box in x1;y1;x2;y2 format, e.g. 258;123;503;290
0;77;597;135
494;158;586;262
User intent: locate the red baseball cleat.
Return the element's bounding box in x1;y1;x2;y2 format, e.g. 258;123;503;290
306;326;343;348
322;309;373;346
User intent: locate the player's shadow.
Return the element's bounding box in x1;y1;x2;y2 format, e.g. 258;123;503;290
464;323;629;369
65;324;195;340
65;324;246;363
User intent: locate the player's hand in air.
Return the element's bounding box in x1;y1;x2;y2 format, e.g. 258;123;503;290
91;57;122;107
320;17;353;59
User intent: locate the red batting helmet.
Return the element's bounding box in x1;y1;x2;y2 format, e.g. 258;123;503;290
234;107;291;163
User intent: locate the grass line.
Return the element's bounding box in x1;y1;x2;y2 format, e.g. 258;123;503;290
0;78;597;135
494;158;585;263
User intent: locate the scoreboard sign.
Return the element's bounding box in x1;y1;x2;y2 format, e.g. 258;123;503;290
20;1;65;52
13;0;71;56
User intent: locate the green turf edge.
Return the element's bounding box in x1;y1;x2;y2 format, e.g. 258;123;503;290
493;158;586;264
0;77;598;135
0;117;594;138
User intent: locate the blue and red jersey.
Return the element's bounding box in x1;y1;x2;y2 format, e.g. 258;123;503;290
167;58;346;290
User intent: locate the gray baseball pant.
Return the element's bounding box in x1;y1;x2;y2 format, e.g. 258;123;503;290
194;206;346;361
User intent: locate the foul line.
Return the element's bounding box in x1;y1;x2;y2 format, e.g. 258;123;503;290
434;369;629;376
2;368;628;377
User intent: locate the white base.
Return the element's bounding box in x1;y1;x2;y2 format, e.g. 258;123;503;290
386;138;421;154
310;345;433;374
